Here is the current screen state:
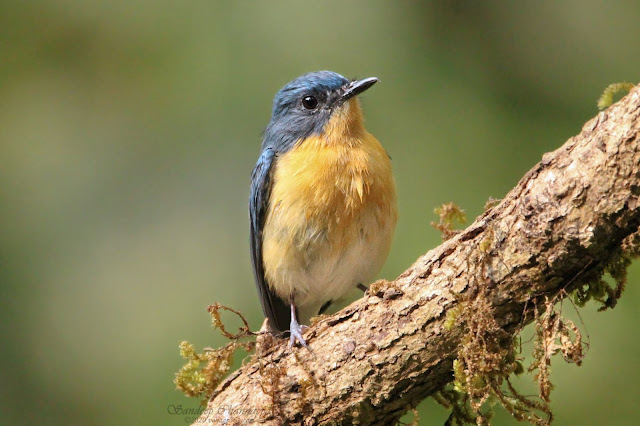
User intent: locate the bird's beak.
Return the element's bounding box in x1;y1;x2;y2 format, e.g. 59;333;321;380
339;77;378;103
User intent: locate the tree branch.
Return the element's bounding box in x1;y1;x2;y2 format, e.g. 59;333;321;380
195;85;640;425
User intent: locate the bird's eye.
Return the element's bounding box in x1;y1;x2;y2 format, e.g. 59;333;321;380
302;95;318;110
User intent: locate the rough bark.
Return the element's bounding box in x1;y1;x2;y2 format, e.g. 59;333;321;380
195;86;640;425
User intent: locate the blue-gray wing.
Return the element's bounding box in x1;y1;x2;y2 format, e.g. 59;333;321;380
249;148;290;332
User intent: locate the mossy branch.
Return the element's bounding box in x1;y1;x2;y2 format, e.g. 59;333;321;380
193;85;640;425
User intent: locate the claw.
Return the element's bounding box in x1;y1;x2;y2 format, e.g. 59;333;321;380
288;324;309;349
288;303;311;351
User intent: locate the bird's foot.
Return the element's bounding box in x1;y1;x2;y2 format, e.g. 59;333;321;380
288;322;310;350
287;302;313;353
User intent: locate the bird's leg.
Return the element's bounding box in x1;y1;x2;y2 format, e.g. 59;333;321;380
357;283;368;293
288;302;309;350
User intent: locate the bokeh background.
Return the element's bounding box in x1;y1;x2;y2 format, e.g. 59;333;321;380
1;1;639;425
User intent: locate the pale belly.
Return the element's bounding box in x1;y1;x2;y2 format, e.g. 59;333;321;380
262;202;396;324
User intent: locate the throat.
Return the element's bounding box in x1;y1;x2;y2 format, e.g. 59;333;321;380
321;98;367;143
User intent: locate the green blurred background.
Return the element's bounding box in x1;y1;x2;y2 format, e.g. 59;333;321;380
1;1;639;425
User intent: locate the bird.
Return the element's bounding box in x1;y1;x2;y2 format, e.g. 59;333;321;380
249;71;397;348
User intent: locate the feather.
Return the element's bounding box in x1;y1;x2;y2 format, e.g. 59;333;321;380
249;148;290;331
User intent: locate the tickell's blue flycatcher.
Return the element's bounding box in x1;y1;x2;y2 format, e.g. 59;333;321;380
249;71;397;348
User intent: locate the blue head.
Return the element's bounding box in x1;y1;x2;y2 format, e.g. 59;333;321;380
262;71;378;152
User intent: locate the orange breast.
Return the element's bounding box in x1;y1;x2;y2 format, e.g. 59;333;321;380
271;133;394;232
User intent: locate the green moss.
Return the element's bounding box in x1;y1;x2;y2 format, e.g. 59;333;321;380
367;279;399;297
433;388;481;426
573;244;636;311
435;224;639;424
443;280;551;424
444;305;464;331
174;303;255;403
432;202;467;241
452;359;467;392
478;226;495;254
597;82;635;110
174;340;237;402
